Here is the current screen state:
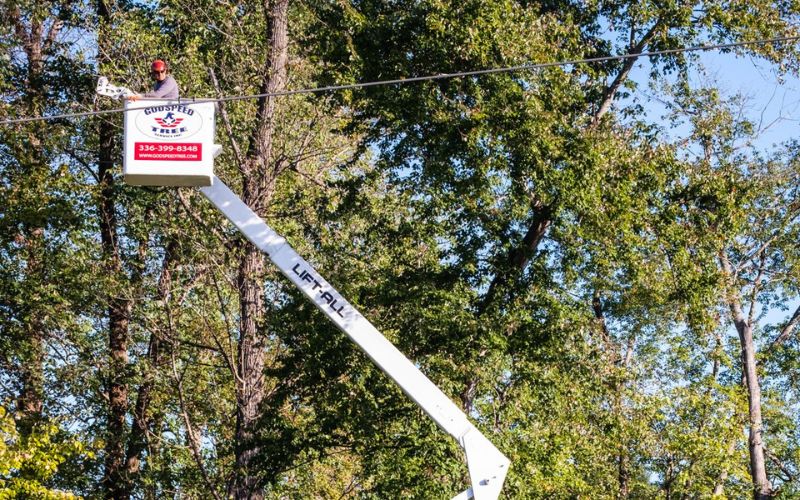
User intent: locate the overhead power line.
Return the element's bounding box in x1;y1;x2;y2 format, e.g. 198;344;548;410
1;34;799;126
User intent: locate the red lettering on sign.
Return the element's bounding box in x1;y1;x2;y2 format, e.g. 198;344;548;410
134;142;203;161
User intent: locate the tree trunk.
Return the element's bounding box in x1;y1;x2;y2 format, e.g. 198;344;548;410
233;248;268;499
96;2;132;497
7;0;53;441
17;308;44;436
98;145;133;498
735;317;773;499
618;452;630;498
719;254;773;498
15;169;45;442
712;440;736;496
104;289;132;499
231;0;289;497
593;293;632;498
124;240;176;487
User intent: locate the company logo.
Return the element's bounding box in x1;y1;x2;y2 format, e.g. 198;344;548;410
154;113;183;129
135;105;202;140
291;263;347;318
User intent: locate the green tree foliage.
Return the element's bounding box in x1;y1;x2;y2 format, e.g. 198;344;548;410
2;0;800;498
303;0;800;496
0;405;89;499
0;1;101;495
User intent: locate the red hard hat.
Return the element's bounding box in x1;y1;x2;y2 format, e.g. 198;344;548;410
151;60;166;71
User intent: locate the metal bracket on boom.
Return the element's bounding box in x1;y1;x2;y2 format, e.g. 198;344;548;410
199;176;510;499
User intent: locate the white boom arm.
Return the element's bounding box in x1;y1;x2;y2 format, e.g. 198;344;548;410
200;176;509;500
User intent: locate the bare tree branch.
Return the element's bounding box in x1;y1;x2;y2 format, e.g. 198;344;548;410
591;19;663;126
748;252;767;327
208;66;244;167
171;350;223;500
765;447;796;483
766;303;800;354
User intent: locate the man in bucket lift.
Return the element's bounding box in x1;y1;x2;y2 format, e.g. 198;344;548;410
127;60;179;101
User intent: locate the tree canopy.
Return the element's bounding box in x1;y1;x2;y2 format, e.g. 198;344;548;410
2;0;800;498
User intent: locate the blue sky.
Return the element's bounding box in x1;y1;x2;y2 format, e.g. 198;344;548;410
626;49;800;330
628;50;800;150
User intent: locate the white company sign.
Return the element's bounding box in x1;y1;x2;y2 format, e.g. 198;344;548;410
123;99;219;186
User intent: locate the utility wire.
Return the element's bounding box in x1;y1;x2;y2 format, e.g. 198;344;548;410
1;34;799;126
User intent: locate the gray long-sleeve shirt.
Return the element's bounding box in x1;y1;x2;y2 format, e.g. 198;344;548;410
144;75;179;99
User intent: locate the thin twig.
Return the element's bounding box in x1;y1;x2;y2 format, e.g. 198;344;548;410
170;350;223;500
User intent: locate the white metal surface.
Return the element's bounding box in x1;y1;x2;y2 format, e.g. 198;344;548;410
200;176;510;499
123;99;219;186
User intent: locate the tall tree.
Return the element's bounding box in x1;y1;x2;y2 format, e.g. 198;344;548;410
95;1;134;495
93;2;178;496
305;0;800;496
658;79;800;497
158;0;366;495
2;0;70;437
1;0;98;495
4;0;800;497
237;2;288;495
